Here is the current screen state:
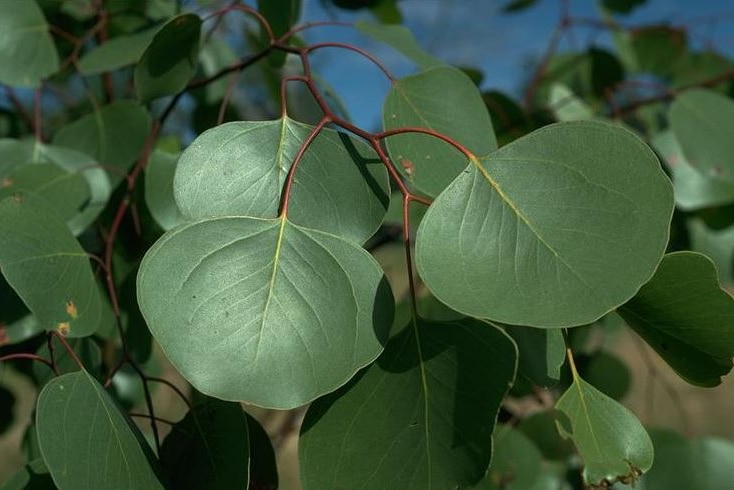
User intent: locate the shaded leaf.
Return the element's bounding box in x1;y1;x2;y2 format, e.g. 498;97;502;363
626;26;687;77
639;430;734;489
517;411;575;461
246;413;278;490
383;65;497;197
0;459;54;490
33;337;102;388
0;384;14;435
602;0;645;14
502;0;539;13
78;26;159;74
160;397;249;490
0;0;59;87
299;318;517;489
256;0;300;66
671;51;734;90
688;219;734;284
0;192;103;337
556;364;653;486
669;89;734;182
173;118;389;244
356;20;443;69
582;350;631;400
416;121;673;327
37;370;165;489
506;326;565;388
145;149;184;231
138;216;393;409
618;252;734;387
478;425;543;490
52;101;152;187
135;14;202;102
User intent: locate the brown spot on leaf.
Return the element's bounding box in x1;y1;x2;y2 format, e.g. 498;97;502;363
1;178;13;188
401;158;415;178
66;300;78;319
57;322;70;336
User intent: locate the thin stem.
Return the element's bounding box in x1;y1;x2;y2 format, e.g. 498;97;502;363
146;376;191;409
306;42;395;81
128;412;177;426
0;353;58;374
280;118;329;217
49;331;84;370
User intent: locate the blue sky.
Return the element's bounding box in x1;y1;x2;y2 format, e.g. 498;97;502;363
298;0;734;130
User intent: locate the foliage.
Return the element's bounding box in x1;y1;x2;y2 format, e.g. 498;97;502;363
1;0;734;489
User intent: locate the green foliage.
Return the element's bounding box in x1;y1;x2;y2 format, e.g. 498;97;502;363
1;0;733;488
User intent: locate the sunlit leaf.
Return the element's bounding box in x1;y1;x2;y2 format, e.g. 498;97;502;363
173;118;389;244
135;14;202;102
383;66;497;197
0;192;103;337
548;83;594;121
356;20;443;69
0;0;59;87
78;26;159;75
669;89;734;182
36;370;165;489
138;216;393;409
299;318;517;489
688;219;734;285
416;121;673;327
160;397;249;490
52;101;152;187
556;361;653;486
618;252;734;387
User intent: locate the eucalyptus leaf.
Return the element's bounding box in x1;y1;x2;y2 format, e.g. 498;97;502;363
173;118;390;244
383;65;497;197
669;89;734;182
160;398;249;490
299;318;517;489
416;121;673;327
138;216;393;409
652;130;734;211
0;459;53;490
556;369;653;486
355;20;443;69
479;425;543;490
506;325;565;388
688;219;734;284
135;14;202;102
36;370;165;489
52;101;152;187
0;192;103;337
618;252;734;387
0;0;59;87
548;83;594;121
145;149;184;231
78;26;159;75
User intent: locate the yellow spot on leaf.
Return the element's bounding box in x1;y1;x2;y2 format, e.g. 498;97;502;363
66;300;78;319
57;322;70;336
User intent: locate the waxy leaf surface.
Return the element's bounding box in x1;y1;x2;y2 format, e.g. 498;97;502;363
174;118;389;243
145;149;184;231
556;374;653;486
299;319;517;490
383;65;497;197
416;121;673;327
36;371;164;490
0;0;59;87
0;192;102;337
138;216;392;409
669;89;734;182
78;26;159;75
618;252;734;387
135;14;202;102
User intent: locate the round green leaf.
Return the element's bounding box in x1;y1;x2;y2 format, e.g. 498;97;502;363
0;0;59;87
669;89;734;182
548;83;594;122
618;252;734;387
134;14;202;102
0;192;103;337
355;20;443;69
383;65;497;197
173;118;390;244
36;370;164;490
688;219;734;284
160;397;249;490
78;26;159;75
137;216;393;409
52;101;152;188
299;318;517;490
555;374;653;486
33;337;102;388
415;120;673;327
